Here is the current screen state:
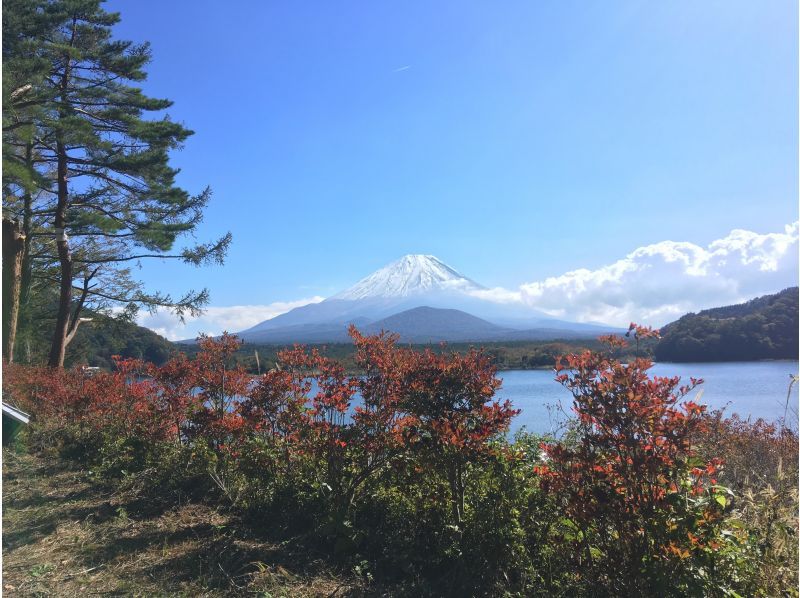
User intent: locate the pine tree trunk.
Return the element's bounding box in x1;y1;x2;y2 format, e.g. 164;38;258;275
18;148;36;358
48;41;75;369
48;138;72;368
2;218;26;363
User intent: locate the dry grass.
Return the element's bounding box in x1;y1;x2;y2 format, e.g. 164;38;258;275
2;448;365;597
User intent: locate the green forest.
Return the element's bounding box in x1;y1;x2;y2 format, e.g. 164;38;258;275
655;287;798;362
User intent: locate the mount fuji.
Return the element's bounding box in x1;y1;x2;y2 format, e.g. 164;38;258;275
331;254;484;300
227;255;617;344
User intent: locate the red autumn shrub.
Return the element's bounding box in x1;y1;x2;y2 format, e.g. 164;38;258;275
396;341;518;528
696;410;798;492
237;327;517;528
147;352;196;445
3;363;50;416
240;345;314;477
185;333;251;448
324;329;411;517
243;346;312;438
3;357;173;470
538;325;730;594
94;357;167;442
241;331;410;520
349;328;412;478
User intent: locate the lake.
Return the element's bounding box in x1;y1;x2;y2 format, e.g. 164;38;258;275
499;361;800;436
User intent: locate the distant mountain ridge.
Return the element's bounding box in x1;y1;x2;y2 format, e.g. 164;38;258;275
231;305;618;345
655;287;799;362
215;254;620;345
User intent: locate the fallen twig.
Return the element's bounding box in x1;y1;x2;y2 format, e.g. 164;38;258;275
62;563;105;579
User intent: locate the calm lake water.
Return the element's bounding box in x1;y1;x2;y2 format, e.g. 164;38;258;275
499;361;800;436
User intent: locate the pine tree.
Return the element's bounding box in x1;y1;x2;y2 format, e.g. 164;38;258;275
2;0;56;362
2;0;231;366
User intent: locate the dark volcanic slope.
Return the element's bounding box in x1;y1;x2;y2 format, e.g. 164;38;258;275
363;306;509;342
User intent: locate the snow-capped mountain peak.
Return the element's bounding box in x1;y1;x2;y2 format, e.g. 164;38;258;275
331;254;484;301
234;253;617;342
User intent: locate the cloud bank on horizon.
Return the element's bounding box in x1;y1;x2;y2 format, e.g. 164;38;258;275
137;297;324;341
479;222;798;326
138;223;798;340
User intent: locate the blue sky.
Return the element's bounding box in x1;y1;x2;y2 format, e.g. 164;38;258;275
104;1;798;337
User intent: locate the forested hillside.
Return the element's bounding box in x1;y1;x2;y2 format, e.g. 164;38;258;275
8;289;177;370
66;314;175;369
655;287;798;362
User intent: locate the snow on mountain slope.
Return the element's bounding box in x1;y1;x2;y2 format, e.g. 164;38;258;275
332;254;484;300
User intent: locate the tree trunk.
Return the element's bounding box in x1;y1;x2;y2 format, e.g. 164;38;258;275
18;147;35;361
47;137;72;368
2;218;26;362
48;42;75;368
447;460;465;528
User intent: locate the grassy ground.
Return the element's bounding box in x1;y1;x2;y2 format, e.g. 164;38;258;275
2;448;364;597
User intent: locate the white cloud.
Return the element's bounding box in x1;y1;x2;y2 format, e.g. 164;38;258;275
136;297;324;341
515;223;799;326
467;287;523;304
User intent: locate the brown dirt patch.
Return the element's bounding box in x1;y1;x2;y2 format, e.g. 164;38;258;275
3;449;364;596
